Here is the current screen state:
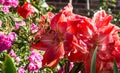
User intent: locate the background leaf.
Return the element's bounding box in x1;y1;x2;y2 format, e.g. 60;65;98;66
3;54;17;73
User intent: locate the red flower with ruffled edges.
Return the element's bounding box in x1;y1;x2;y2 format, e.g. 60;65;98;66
32;4;120;73
17;2;34;18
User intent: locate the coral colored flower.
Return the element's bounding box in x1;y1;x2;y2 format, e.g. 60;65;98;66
18;66;25;73
32;4;120;73
32;30;65;68
65;10;120;73
17;2;35;18
27;51;43;72
32;4;85;68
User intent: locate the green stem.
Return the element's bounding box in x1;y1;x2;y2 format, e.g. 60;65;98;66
65;60;70;73
90;46;98;73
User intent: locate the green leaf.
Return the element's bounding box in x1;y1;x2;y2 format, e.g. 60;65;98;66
3;54;17;73
114;60;119;73
90;47;98;73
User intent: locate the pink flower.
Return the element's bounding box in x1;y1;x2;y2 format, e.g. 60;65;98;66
1;6;10;14
9;49;17;58
0;32;16;52
30;23;38;33
27;51;43;72
18;66;24;73
16;57;21;63
8;32;17;42
15;21;26;30
9;49;21;63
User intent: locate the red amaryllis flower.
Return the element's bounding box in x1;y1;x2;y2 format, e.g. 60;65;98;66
32;3;120;73
33;4;88;68
32;30;64;68
17;2;35;18
81;10;120;73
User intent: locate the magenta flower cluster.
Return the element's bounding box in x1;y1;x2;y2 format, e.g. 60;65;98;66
0;0;19;13
18;66;25;73
28;51;43;72
0;0;18;7
0;32;17;52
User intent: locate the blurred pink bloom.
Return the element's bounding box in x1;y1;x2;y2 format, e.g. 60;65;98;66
11;0;19;8
0;0;18;8
18;66;25;73
0;32;16;52
15;21;26;30
9;49;17;58
9;49;21;63
16;57;21;63
8;32;17;42
28;62;39;72
1;6;10;14
28;51;43;72
30;23;38;33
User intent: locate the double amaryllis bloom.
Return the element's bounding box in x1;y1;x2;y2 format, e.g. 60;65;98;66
32;4;120;73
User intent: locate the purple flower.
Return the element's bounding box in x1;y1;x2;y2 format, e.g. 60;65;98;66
27;51;43;72
1;6;10;14
0;32;16;52
1;0;18;8
18;66;25;73
30;23;38;33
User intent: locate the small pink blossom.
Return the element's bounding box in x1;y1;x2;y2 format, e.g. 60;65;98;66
16;57;21;63
9;49;17;58
8;32;17;42
15;21;26;30
30;23;38;33
1;6;10;14
18;66;25;73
